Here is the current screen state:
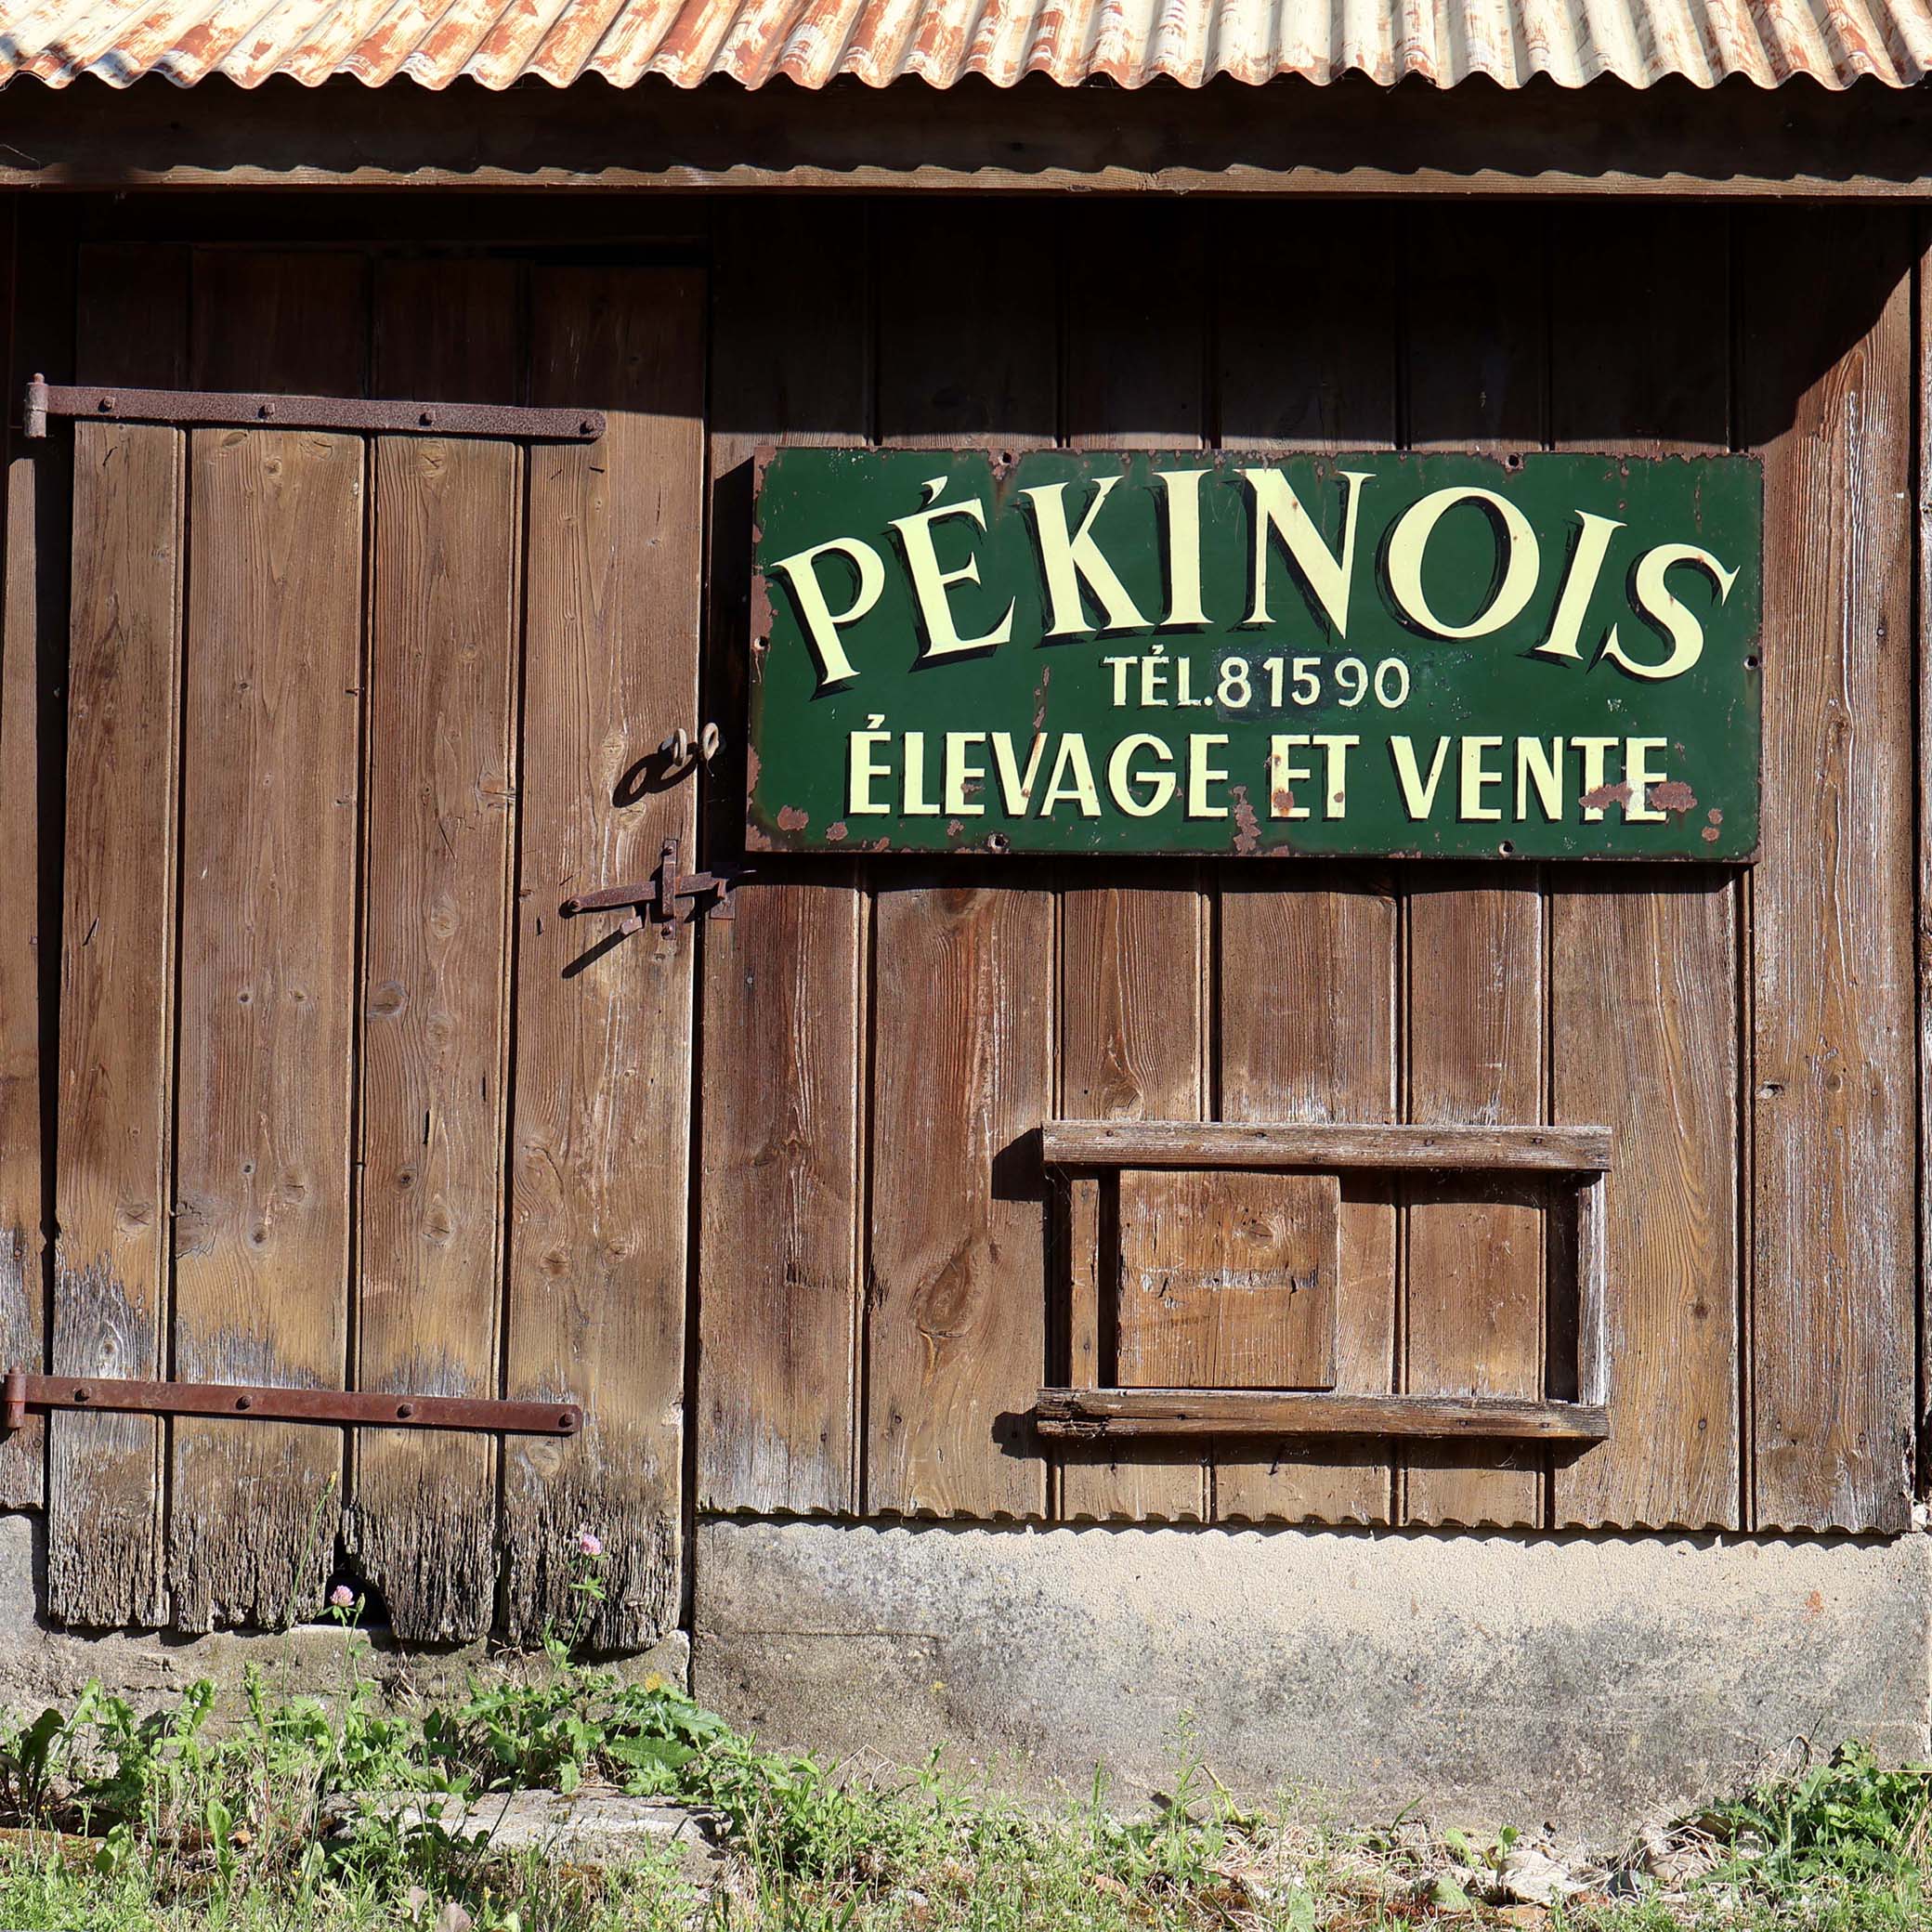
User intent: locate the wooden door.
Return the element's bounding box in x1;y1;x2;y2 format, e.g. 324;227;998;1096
42;245;706;1639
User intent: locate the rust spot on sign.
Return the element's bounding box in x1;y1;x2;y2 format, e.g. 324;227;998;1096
1230;784;1260;855
1648;779;1698;814
776;804;809;832
1578;780;1631;812
826;820;848;843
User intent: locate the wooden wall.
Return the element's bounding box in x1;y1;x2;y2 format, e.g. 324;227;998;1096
0;194;1918;1641
696;198;1919;1541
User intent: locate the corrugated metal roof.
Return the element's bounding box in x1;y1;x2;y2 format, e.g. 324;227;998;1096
1;0;1928;89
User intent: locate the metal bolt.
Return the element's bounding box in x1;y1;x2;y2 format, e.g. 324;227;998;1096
235;1394;253;1411
396;1403;415;1420
72;1385;90;1403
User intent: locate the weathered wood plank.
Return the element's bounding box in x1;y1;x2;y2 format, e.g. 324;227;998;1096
347;259;521;1639
49;246;189;1625
502;268;704;1642
1215;881;1399;1521
861;201;1058;1522
1044;1121;1610;1172
16;72;1932;200
169;250;368;1629
1116;1170;1338;1390
1059;200;1212;1522
1403;884;1549;1528
0;197;66;1510
44;249;179;1597
1548;201;1742;1533
1745;209;1915;1534
698;205;867;1518
1064;1173;1104;1395
1922;211;1932;1528
1037;1389;1610;1442
1212;204;1403;1521
1402;207;1550;1531
867;884;1053;1516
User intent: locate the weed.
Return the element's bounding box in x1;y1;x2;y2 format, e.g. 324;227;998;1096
0;1544;1923;1930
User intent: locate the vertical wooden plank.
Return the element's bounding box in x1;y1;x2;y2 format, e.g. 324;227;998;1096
864;202;1057;1521
169;251;368;1628
347;259;520;1638
49;246;188;1624
1215;205;1401;1525
1403;207;1548;1530
1922;212;1932;1532
0;197;64;1510
1059;201;1211;1521
1746;209;1914;1533
1116;1170;1338;1389
698;204;867;1517
503;267;704;1643
1549;207;1742;1531
868;885;1052;1515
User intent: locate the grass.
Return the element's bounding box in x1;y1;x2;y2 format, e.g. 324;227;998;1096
0;1561;1924;1931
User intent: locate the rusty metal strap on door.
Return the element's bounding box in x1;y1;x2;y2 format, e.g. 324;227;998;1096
1;1372;581;1436
23;376;605;441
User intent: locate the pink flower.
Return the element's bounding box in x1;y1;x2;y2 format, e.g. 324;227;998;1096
329;1584;356;1608
578;1531;603;1558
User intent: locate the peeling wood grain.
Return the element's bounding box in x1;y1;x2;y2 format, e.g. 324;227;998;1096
502;267;703;1647
51;426;180;1626
167;250;367;1630
347;258;520;1642
48;245;187;1627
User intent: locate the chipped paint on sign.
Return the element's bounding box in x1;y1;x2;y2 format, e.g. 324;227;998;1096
747;448;1762;861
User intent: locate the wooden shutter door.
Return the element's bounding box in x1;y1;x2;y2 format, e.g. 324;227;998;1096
46;246;705;1638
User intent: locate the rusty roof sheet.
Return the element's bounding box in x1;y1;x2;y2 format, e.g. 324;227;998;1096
2;0;1929;88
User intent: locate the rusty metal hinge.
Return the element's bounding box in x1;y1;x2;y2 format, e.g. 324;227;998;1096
561;839;751;933
1;1372;581;1437
23;376;604;442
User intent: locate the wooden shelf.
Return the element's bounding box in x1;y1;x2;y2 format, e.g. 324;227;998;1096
1044;1117;1614;1440
1035;1388;1612;1442
1041;1119;1612;1174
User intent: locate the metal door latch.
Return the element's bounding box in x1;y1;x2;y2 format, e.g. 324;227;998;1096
2;1371;581;1436
560;840;751;931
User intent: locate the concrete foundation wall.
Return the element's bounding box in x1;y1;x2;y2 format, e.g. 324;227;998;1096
692;1517;1932;1842
4;1507;1928;1847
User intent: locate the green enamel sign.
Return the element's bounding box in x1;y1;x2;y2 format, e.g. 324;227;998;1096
747;448;1762;861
